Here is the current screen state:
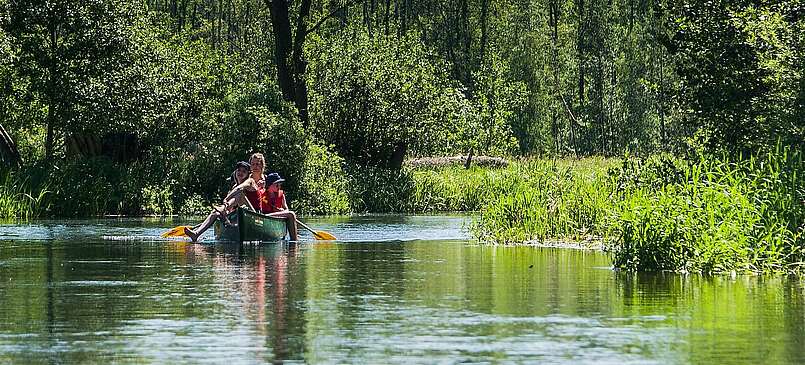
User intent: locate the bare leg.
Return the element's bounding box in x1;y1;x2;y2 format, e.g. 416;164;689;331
268;210;298;241
185;208;223;242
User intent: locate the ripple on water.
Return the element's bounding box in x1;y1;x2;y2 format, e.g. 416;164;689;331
65;260;124;264
60;280;140;287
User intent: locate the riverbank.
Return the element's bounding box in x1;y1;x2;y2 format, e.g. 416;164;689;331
2;148;801;274
469;148;803;274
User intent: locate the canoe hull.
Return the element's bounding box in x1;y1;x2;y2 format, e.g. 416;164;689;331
213;207;287;243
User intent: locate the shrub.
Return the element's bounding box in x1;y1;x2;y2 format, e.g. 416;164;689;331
46;157;124;217
307;30;481;168
293;144;350;215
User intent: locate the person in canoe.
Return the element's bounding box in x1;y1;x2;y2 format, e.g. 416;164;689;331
184;160;251;242
234;152;268;212
227;153;299;241
261;172;299;241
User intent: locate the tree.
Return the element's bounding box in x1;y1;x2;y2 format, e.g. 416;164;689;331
4;0;132;159
267;0;364;128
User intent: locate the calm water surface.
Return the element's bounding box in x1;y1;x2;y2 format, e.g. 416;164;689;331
0;215;803;364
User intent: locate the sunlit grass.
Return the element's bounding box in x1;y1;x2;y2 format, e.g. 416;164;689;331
0;172;49;220
464;147;803;274
466;157;617;243
611;146;804;273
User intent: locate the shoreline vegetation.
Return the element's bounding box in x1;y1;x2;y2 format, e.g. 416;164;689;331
2;147;801;274
471;147;803;274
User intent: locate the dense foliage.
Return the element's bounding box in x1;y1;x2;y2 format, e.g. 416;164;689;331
611;146;804;273
307;31;485;168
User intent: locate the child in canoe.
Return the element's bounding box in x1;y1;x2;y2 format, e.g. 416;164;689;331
261;172;299;241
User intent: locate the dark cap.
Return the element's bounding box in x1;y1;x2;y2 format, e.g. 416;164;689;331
266;172;285;186
235;161;250;170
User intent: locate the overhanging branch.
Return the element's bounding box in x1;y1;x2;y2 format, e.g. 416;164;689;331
306;0;365;36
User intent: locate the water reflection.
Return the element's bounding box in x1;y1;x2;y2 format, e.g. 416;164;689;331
180;242;307;363
0;216;803;364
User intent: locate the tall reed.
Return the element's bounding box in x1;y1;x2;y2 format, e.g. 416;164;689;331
609;145;803;273
465;148;803;274
0;172;49;220
469;158;616;243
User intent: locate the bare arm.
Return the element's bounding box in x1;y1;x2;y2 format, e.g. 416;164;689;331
223;178;256;202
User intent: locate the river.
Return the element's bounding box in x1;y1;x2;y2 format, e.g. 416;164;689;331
0;215;802;364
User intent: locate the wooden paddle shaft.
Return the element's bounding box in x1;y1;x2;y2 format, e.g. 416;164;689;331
295;219;318;236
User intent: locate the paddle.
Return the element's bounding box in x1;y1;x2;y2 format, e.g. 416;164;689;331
161;225;192;238
295;219;336;240
161;202;233;239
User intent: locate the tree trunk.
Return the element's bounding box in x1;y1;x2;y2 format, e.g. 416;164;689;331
369;0;377;36
268;0;295;101
659;50;667;147
0;124;21;168
461;0;471;89
217;0;224;48
363;1;370;35
577;0;584;103
227;0;233;53
550;0;560;153
389;141;407;170
191;2;197;28
464;148;473;169
384;0;391;35
479;0;490;67
572;0;584;157
292;0;312;128
400;0;408;36
596;55;604;154
45;21;59;160
179;0;186;29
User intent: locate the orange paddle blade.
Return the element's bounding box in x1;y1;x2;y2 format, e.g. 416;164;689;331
161;225;191;238
313;231;336;240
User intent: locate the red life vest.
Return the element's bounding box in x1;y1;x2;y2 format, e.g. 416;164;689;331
244;186;264;211
262;190;285;213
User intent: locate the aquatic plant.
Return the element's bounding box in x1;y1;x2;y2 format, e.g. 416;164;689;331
468;147;803;274
469;158;616;243
611;145;804;273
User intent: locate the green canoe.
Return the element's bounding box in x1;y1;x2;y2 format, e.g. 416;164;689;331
213;207;288;242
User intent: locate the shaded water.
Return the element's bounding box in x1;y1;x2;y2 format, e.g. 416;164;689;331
0;215;803;364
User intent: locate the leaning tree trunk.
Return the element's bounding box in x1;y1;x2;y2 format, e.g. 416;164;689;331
0;123;21;169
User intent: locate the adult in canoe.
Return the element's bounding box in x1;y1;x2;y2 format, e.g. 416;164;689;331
185;160;250;242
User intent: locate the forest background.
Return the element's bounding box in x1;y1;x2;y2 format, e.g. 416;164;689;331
0;0;802;219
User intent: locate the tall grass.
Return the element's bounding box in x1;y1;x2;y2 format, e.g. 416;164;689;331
468;158;616;243
346;158;616;219
611;146;804;273
0;172;49;220
465;147;803;274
